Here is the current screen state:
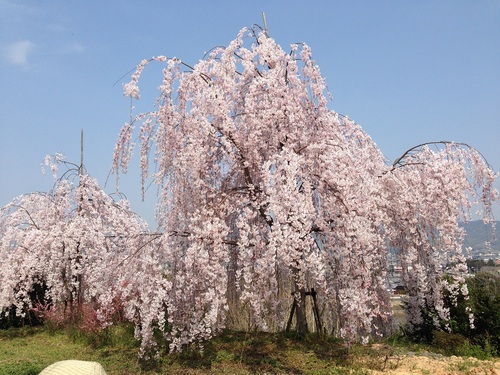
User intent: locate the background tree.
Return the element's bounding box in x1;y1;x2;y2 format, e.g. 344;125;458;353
113;26;498;351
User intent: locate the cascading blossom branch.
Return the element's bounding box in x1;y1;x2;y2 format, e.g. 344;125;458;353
113;26;499;352
384;142;498;329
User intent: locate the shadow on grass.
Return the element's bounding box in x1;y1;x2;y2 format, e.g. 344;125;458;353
0;325;46;339
142;330;352;374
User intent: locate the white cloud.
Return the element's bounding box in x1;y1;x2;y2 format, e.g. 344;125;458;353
4;40;35;65
0;0;38;15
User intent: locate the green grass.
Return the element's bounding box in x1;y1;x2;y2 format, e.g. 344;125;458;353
0;325;144;375
0;326;96;374
0;326;362;374
0;326;498;374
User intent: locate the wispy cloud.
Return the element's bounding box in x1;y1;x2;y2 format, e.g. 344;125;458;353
0;0;38;15
68;42;85;53
4;40;35;65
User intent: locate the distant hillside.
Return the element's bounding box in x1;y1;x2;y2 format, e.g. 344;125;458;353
460;220;499;259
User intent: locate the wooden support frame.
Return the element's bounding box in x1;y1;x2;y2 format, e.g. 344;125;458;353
285;288;323;335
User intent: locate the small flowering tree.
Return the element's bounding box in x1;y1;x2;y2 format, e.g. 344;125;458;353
0;154;164;342
113;26;498;352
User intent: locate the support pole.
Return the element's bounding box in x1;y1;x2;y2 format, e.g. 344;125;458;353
262;12;269;38
286;299;297;332
310;288;323;335
80;128;84;175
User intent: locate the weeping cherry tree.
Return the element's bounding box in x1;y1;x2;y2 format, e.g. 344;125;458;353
113;26;498;352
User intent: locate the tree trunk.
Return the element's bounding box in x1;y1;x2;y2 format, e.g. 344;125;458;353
294;285;308;335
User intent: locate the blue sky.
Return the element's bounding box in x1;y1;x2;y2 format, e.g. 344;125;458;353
1;1;499;225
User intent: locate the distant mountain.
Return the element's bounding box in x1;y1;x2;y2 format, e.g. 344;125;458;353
460;220;499;259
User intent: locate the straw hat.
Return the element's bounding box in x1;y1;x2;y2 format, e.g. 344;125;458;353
39;360;107;375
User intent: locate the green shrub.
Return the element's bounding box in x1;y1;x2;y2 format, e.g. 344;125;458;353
464;272;500;354
402;272;500;357
432;330;468;356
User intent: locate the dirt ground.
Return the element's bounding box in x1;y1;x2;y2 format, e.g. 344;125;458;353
379;298;499;374
368;352;500;374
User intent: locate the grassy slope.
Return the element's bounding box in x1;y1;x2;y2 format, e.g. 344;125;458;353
0;327;356;375
0;326;498;374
